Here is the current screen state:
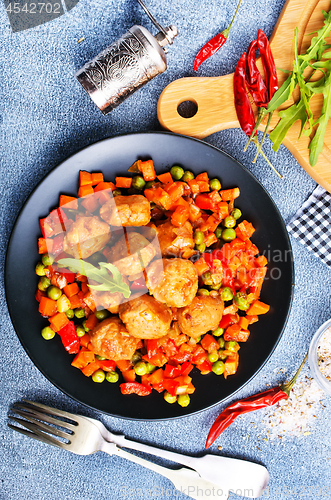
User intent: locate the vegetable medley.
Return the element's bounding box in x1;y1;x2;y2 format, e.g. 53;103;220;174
35;159;270;407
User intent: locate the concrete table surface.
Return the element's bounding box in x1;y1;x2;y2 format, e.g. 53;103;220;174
1;1;330;499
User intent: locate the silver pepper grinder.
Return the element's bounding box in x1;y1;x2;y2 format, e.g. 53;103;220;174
76;0;178;114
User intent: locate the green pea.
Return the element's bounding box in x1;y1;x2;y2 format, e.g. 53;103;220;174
134;361;148;376
196;243;206;253
208;351;219;363
209;178;221;191
82;320;89;332
218;350;227;360
47;286;62;301
220;287;234;301
177;394;190;407
201;271;213;286
42;253;54;267
164;391;177;404
38;277;51;291
131;351;142;365
182;171;195;182
75;308;85;319
113;189;122;197
210;282;222;290
65;309;74;319
231;208;242;220
225;341;239;352
215;227;223;239
41;326;55;340
223;216;236;228
221;228;236;242
106;371;119;383
234;292;249;311
213;327;224;337
95;309;110;321
218;337;225;348
132;175;146;190
92;369;106;383
197;288;209;296
145;362;156;374
194;231;205;245
145;180;156;189
35;262;46;276
76;326;86;337
95;355;107;360
212;360;225;375
170;165;184;180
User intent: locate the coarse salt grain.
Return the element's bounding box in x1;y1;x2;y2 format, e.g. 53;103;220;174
262;375;325;439
317;326;331;383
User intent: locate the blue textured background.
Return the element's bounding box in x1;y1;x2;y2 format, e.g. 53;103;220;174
1;1;331;499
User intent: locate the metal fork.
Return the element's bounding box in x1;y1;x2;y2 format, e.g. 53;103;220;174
8;400;269;499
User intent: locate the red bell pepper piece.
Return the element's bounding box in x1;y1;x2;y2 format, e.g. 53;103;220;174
120;382;152;396
163;379;180;396
181;362;194;376
161;339;178;358
164;364;182;378
195;194;216;211
58;321;80;354
97;359;116;372
219;314;239;330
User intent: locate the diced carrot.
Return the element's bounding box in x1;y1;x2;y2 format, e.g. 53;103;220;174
200;215;219;233
94;181;115;192
204;233;218;247
144;187;172;210
80;334;91;348
194;257;210;276
223;324;242;341
255;255;268;267
63;282;80;298
187;179;200;195
38;238;53;254
40;218;54;238
197;181;210;193
217;201;229;219
85;313;98;330
246;315;259;324
76;273;88;283
165;182;185;202
83;291;96;312
79;171;93;186
80;282;89;294
122;369;136;382
220;188;240;201
91;172;104;185
247;300;270;315
96;191;112;205
81;361;101;377
139;159;156;181
116;360;132;372
224;353;239;378
69;294;84;310
115;177;132;189
59;195;78;209
39;296;57;317
171;205;190;227
81;194;99;213
35;289;46;303
235;220;255;241
188;203;202;222
200;334;219;353
49;312;69;332
170;197;190;211
238;316;250;330
195;172;209;183
78;185;94;198
157;172;173;184
148;368;164;386
71;348;95;369
209;190;222;204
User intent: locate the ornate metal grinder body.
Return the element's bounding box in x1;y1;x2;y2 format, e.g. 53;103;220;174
76;1;178;114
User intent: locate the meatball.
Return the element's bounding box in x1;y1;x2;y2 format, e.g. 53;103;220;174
90;317;141;361
93;291;125;314
100;195;151;227
106;231;156;276
146;258;198;308
63;216;110;259
177;296;224;339
119;294;172;339
156;220;195;258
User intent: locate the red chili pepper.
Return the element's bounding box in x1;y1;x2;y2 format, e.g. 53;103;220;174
257;29;278;100
205;353;308;448
234;52;256;137
245;39;269;108
193;0;243;71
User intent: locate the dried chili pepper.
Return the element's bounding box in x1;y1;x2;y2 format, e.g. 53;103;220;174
257;29;278;101
205;352;308;448
245;39;269;108
234;52;256;137
193;0;243;71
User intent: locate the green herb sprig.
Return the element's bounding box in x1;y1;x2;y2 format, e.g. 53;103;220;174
58;258;131;298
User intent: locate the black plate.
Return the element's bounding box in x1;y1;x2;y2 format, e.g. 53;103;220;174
5;132;294;420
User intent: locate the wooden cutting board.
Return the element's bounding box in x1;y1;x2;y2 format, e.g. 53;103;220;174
157;0;331;192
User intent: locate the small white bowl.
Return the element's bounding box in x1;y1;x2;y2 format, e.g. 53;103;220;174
308;318;331;396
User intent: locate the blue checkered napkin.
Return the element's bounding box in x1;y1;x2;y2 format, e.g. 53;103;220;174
287;185;331;266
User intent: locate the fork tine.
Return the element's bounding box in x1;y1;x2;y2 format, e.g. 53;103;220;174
8;418;67;449
10;409;72;440
22;400;79;423
12;403;77;432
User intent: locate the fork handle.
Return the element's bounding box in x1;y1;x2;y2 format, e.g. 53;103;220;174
100;440;229;500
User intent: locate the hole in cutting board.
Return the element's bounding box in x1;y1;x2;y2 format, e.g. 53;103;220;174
177;100;198;118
